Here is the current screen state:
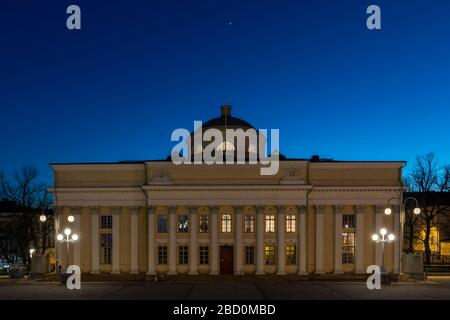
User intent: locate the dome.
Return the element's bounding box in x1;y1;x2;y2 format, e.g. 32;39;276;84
203;105;255;129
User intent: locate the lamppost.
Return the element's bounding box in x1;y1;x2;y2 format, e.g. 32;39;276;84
384;196;421;273
56;227;78;272
372;228;396;273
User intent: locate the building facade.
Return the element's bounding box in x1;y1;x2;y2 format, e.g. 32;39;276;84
50;106;404;275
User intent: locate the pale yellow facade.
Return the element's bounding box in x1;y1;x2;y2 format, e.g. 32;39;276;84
50;159;404;276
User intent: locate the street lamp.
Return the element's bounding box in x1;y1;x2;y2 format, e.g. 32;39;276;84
39;214;47;222
372;228;395;274
384;196;421;273
57;227;78;271
67;215;75;223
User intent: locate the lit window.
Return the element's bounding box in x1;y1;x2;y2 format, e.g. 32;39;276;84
157;215;168;233
244;215;255;233
286;245;296;265
100;234;112;264
265;215;275;233
199;246;209;264
245;246;255;265
100;216;112;229
264;244;276;265
178;246;189;265
221;214;232;233
178;215;189;233
217;141;235;151
199;215;209;233
342;232;355;264
158;245;167;265
286;214;296;233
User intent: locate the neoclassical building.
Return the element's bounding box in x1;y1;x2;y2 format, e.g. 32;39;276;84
50;106;404;276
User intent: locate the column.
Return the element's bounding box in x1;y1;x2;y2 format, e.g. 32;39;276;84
298;205;307;275
234;206;243;275
147;206;156;275
356;205;365;274
276;206;286;275
334;205;343;274
315;205;325;274
209;206;219;275
130;207;139;274
394;205;400;273
255;205;265;275
189;206;198;275
90;207;100;274
168;206;177;275
72;207;81;267
375;205;384;266
56;207;63;272
111;207;121;274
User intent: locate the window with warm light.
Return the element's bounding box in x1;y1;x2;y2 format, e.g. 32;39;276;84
286;214;296;233
244;215;255;233
286;245;296;265
199;214;209;233
221;214;232;233
264;244;276;265
342;214;356;229
342;232;355;264
265;215;275;233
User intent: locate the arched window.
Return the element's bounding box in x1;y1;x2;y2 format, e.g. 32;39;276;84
221;214;232;232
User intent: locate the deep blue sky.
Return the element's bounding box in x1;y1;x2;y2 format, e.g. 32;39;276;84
1;0;449;184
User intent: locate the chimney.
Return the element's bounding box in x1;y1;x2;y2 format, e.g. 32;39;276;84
221;104;232;117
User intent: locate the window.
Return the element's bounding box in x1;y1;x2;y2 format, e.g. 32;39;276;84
342;232;355;264
178;215;189;233
199;246;209;264
286;245;296;265
244;215;255;233
342;215;356;229
264;244;276;265
158;245;167;264
100;234;112;264
101;215;112;229
178;246;189;265
245;246;255;265
157;215;168;233
199;215;209;233
286;214;296;233
221;214;232;233
265;215;275;233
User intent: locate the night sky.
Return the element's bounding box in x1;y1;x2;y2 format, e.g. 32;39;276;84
1;0;449;184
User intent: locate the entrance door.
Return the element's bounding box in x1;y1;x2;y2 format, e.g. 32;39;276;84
220;245;234;274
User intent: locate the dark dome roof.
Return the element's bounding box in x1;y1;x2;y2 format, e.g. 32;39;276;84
203;105;255;129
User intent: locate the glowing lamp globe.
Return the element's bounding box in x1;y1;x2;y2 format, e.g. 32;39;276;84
68;215;75;222
57;234;64;241
39;215;47;222
71;234;79;241
380;228;387;236
388;234;395;241
414;208;421;215
372;234;379;241
64;228;71;236
384;207;392;215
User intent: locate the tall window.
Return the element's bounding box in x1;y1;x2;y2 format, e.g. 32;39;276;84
265;215;275;233
221;214;232;233
286;245;296;265
245;246;255;265
342;232;355;264
100;234;112;264
264;244;276;265
158;245;167;264
178;215;189;233
101;215;112;229
286;214;296;233
199;215;209;233
342;214;356;229
178;246;189;265
199;246;209;265
157;215;168;233
244;215;255;233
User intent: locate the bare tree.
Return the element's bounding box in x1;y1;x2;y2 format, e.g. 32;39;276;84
0;166;52;266
407;153;450;264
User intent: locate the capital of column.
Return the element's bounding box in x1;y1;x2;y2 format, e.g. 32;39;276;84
256;205;265;214
71;207;81;215
276;205;286;214
168;206;177;214
129;206;139;215
189;206;198;214
316;205;325;214
111;207;121;215
89;206;100;214
234;206;244;214
210;205;219;214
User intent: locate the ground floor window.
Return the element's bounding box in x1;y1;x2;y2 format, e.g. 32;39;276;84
342;232;355;264
199;246;209;264
264;244;276;265
100;233;112;264
286;244;296;265
245;246;255;265
158;245;168;264
178;246;189;264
